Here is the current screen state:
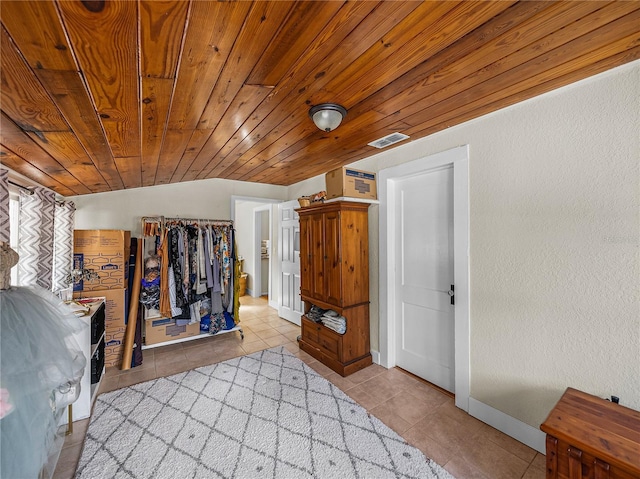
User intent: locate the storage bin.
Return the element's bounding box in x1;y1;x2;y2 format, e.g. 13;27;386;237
239;273;248;296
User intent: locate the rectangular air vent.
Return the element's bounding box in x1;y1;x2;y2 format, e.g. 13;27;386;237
368;132;409;149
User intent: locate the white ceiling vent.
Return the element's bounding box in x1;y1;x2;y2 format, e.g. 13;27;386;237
367;132;410;149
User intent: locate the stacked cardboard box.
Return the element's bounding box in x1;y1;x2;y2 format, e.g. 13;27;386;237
325;166;377;200
144;317;201;346
73;230;130;368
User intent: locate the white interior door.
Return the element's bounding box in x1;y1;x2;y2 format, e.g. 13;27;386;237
395;166;455;392
278;200;302;325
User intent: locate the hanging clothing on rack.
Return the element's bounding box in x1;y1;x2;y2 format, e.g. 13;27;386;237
148;218;238;333
157;229;172;320
167;228;188;318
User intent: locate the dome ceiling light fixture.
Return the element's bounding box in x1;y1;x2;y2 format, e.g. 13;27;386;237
309;103;347;132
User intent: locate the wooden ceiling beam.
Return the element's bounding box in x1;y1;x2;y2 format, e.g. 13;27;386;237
1;1;638;194
254;2;637;185
273;38;640;186
235;1;554;183
25;131;111;192
307;45;640;185
246;1;346;87
139;0;189;79
154;129;192;185
33;69;124;191
0;146;76;197
191;1;387;178
57;0;141;159
2;2;124;190
1;113;91;195
198;1;419;180
195;1;296;131
166;1;251;131
223;2;513;182
315;1;513;105
0;1;77;71
0;25;68;132
141;77;173;187
178;84;273;182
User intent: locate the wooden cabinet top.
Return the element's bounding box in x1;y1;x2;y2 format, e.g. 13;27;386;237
540;387;640;474
296;200;370;215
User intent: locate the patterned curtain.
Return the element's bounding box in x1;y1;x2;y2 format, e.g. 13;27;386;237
53;201;75;292
53;201;76;291
0;170;9;243
18;187;56;289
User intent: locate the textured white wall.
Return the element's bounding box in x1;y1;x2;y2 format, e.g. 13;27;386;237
71;178;287;236
289;61;640;427
69;61;639;429
234;200;264;293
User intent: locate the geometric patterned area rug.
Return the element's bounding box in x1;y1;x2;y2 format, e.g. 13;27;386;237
77;347;454;479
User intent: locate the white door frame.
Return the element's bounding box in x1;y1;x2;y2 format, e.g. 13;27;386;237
277;199;303;325
379;145;470;412
253;205;272;301
231;195;282;306
230;195;282;221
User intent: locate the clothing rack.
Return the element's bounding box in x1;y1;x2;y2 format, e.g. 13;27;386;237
139;215;243;349
141;216;234;236
163;217;233;227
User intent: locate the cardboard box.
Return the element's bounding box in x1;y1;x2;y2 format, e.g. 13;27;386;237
73;288;128;368
145;317;201;346
104;345;122;369
73;230;131;291
105;327;126;348
325;167;377;200
74;288;128;328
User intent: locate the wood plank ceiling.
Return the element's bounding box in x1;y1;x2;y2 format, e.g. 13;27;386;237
1;1;638;196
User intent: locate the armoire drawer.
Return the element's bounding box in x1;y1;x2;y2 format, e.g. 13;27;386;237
318;327;341;359
301;316;343;361
301;319;320;345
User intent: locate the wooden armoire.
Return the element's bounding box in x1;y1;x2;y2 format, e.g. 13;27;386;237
297;200;372;376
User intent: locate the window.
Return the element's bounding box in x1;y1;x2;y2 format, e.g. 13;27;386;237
8;194;19;285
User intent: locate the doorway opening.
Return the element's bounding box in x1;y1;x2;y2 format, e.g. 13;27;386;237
231;196;282;309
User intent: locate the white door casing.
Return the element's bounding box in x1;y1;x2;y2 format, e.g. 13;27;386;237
230;195;282;307
379;145;470;412
394;166;455;392
278;200;303;325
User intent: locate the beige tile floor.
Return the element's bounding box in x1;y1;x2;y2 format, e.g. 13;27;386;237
54;296;546;479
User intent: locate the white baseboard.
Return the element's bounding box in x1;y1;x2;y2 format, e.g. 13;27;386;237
371;349;381;365
268;300;278;309
468;397;546;454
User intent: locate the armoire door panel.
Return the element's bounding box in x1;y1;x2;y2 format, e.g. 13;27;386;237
310;213;325;300
340;210;369;306
324;210;342;306
299;215;312;297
